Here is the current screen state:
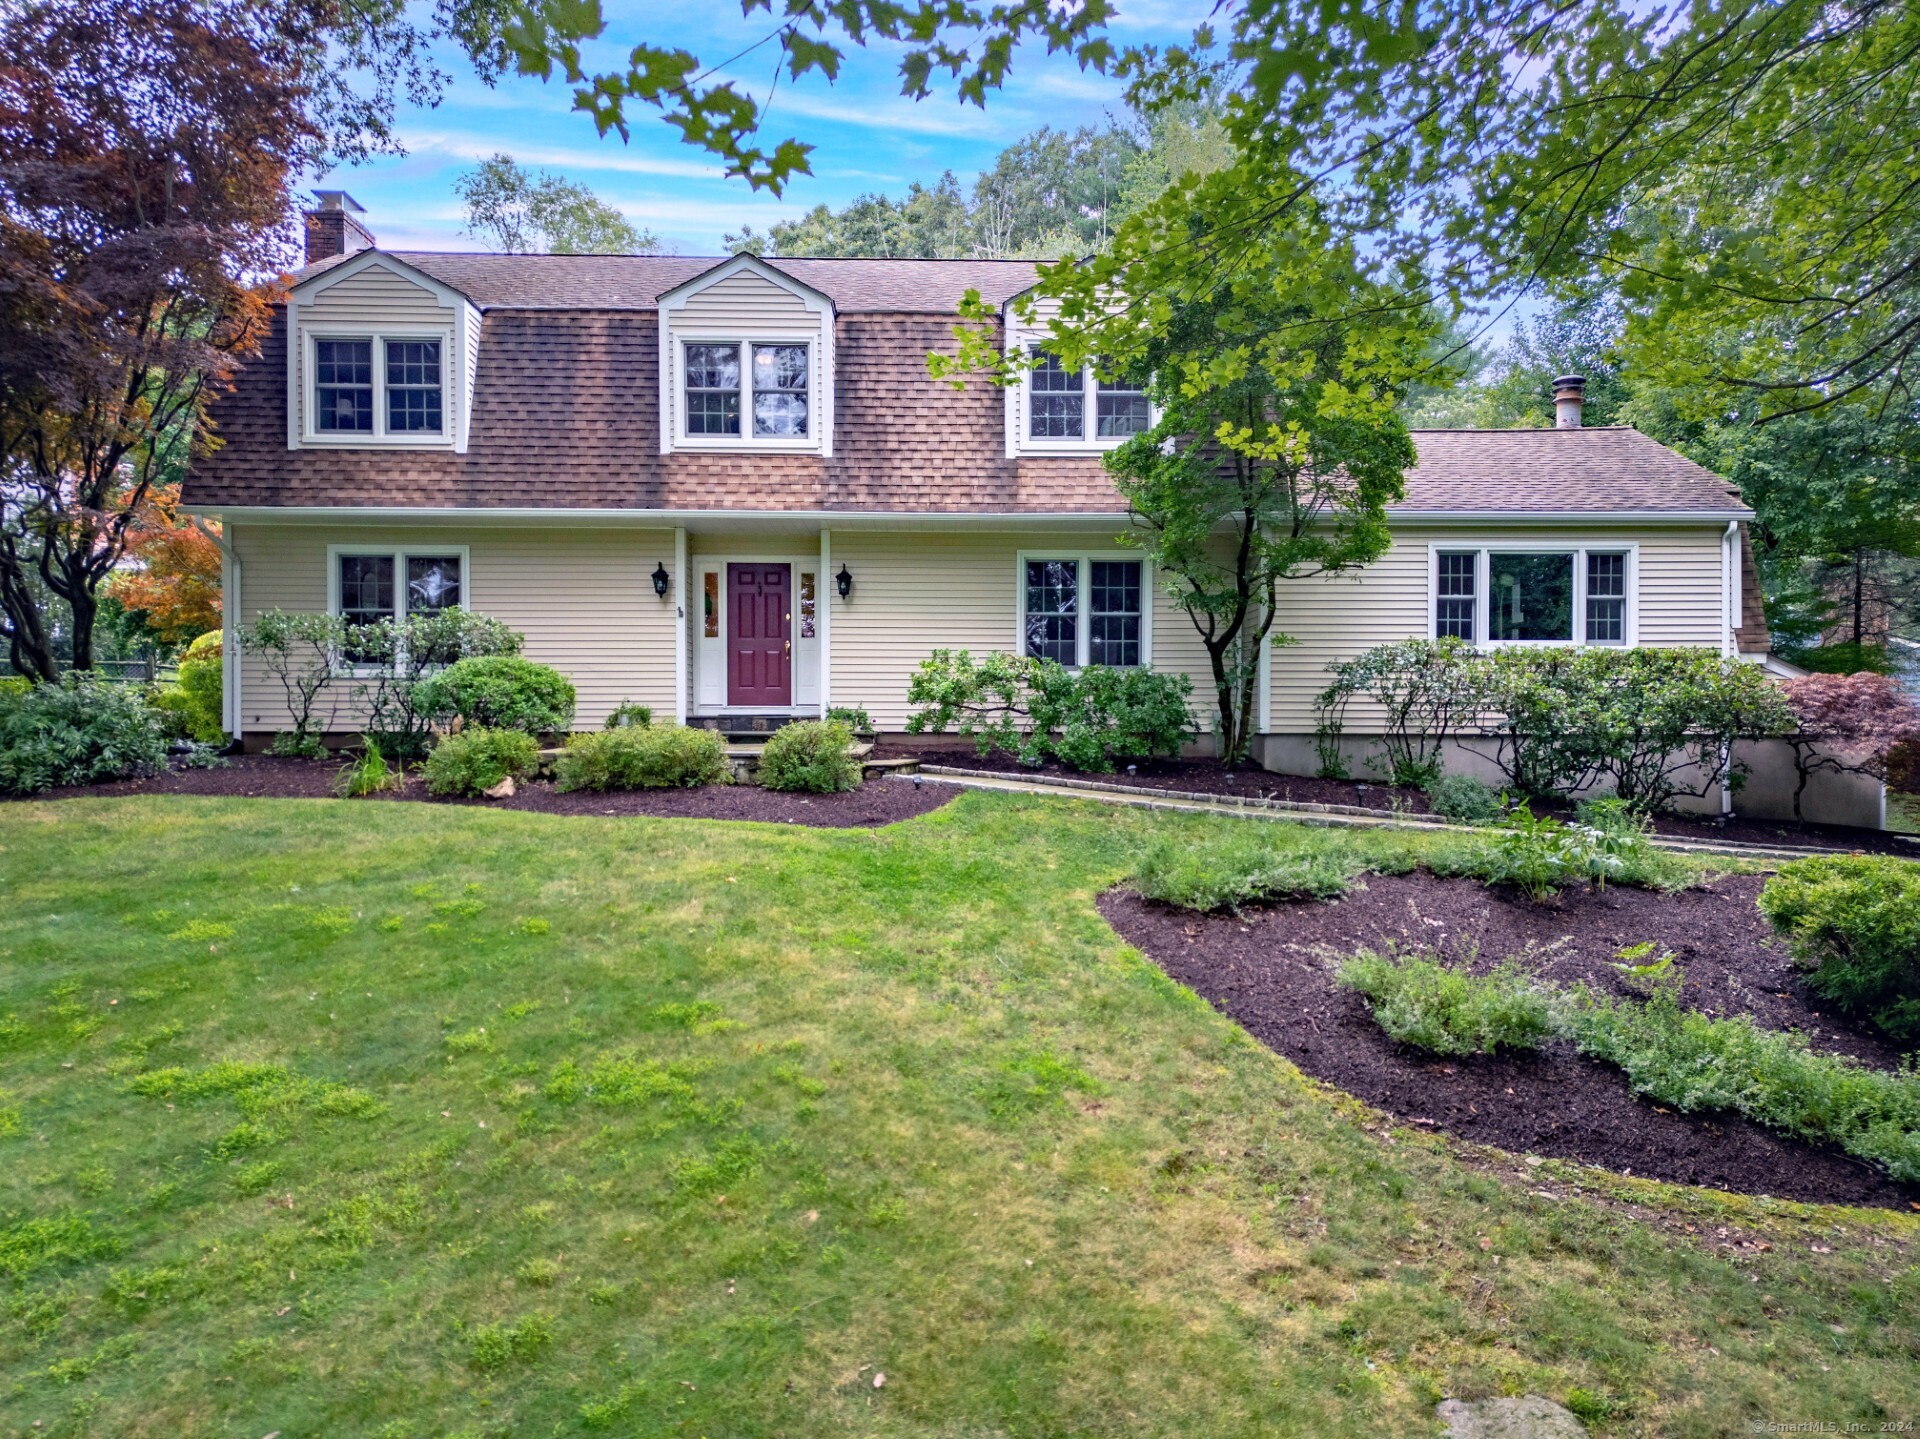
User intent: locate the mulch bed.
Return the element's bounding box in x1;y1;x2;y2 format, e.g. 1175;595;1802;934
1101;871;1920;1209
877;742;1920;855
10;755;960;829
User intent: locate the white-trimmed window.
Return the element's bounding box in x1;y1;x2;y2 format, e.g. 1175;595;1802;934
680;340;810;441
329;545;468;664
1018;346;1152;450
1019;555;1150;668
308;333;447;442
1429;545;1636;647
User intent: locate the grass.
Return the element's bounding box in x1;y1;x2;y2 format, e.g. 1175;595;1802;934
0;792;1913;1437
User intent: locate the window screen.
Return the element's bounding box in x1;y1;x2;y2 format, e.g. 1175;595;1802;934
1489;553;1574;642
385;340;443;433
685;344;742;435
1029;350;1084;439
1024;560;1078;664
315;339;374;432
1435;551;1476;640
1095;374;1151;437
751;344;809;437
1088;560;1143;666
1586;551;1627;644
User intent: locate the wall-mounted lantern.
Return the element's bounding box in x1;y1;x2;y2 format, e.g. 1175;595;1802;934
835;563;853;599
652;562;670;598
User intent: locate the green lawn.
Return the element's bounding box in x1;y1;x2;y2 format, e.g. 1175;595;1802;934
0;791;1914;1437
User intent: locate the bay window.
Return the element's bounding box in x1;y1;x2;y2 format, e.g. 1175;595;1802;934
1021;555;1149;668
1431;546;1634;647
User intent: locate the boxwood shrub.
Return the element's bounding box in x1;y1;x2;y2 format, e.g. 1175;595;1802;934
757;719;860;793
423;728;540;797
418;656;575;736
1758;855;1920;1046
0;675;169;795
553;725;728;792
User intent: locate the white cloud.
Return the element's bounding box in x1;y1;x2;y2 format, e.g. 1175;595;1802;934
401;127;725;180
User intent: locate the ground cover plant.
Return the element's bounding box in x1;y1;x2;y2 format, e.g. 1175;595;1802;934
1336;947;1920;1182
1129;821;1382;912
2;794;1918;1435
756;718;861;794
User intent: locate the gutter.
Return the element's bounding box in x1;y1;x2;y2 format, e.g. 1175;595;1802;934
191;518;240;737
186;504;1756;527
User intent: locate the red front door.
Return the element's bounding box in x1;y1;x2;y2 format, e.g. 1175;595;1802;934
727;564;791;706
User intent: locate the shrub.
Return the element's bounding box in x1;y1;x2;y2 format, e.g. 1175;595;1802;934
1758;855;1920;1045
603;701;652;730
1564;983;1920;1181
334;740;403;798
553;725;727;792
1315;638;1490;788
757;719;860;793
157;631;225;743
416;655;575;736
344;610;522;761
1131;826;1362;912
0;675;169;795
1336;948;1562;1056
422;728;539;798
906;649;1192;771
1453;809;1620;901
1780;671;1920;818
1424;773;1505;824
241;610;343;755
825;705;875;736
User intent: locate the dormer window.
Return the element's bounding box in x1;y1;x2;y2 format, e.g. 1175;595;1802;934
304;330;449;444
1017;344;1152;451
682;341;810;441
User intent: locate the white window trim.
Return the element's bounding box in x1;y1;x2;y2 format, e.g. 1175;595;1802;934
669;336;821;454
1427;542;1639;649
1014;550;1154;668
303;330;454;448
1005;335;1155;457
325;543;471;674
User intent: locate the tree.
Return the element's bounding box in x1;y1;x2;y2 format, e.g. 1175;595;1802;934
1781;672;1920;817
960;168;1433;761
106;483;223;646
1406;301;1631;431
0;0;320;679
454;153;661;254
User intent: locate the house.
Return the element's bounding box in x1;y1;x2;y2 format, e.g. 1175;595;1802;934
183;195;1875;824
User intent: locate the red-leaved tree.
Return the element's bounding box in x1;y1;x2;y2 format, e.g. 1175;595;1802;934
107;482;222;646
1780;672;1920;818
0;0;319;677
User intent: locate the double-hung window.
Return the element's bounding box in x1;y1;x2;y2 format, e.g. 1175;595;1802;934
1023;346;1151;446
331;547;466;665
1431;546;1634;647
1021;556;1149;668
682;341;810;441
310;333;445;440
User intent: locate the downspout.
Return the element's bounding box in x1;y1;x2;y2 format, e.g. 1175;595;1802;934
1720;520;1739;818
191;518;239;739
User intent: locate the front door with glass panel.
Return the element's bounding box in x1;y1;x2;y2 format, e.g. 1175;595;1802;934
727;564;791;706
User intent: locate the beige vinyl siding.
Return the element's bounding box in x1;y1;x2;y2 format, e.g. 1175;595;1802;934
294;262;460;446
827;530;1217;731
671;270;818;331
1265;524;1730;733
230;524;677;737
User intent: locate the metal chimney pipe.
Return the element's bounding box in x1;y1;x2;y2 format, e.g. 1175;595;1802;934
1553;374;1586;429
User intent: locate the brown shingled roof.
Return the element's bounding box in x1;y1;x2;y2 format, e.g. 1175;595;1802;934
185;272;1755;519
299;251;1048;314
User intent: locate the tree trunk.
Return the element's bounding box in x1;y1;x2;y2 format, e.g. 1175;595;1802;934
0;556;58;681
1852;549;1866;646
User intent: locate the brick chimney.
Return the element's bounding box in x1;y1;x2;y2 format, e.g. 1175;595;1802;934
1553;374;1586;429
303;191;374;267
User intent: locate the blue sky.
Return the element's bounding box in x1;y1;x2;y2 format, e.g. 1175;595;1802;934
314;2;1207;255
